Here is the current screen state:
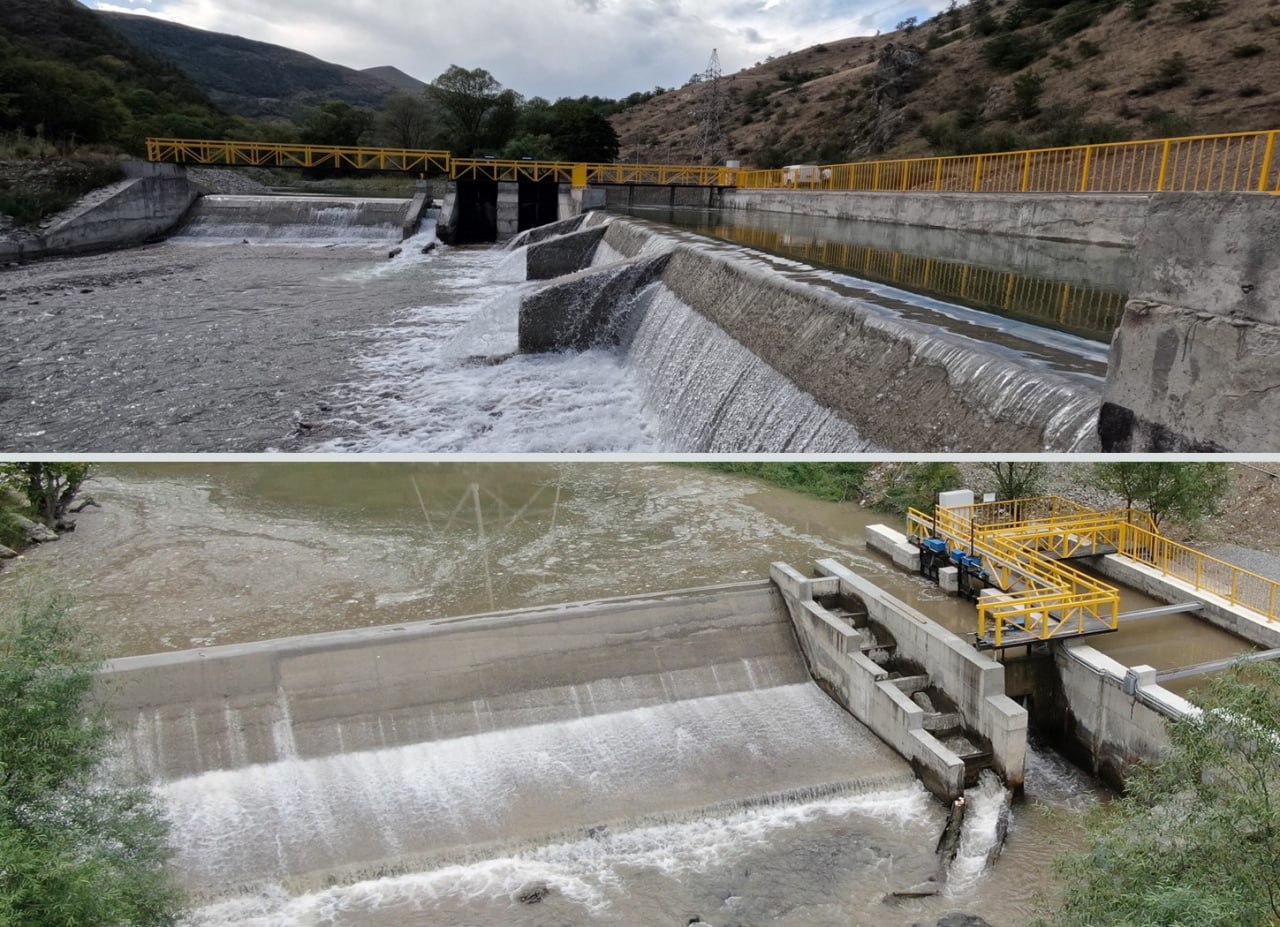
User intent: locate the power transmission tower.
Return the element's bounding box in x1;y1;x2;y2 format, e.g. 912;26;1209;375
696;48;725;166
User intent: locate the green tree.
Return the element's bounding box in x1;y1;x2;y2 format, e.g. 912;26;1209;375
0;462;90;529
983;461;1047;500
426;65;504;156
543;100;620;161
375;92;435;149
1090;462;1230;528
1009;71;1045;120
881;462;964;514
299;101;374;146
0;595;183;925
1042;661;1280;927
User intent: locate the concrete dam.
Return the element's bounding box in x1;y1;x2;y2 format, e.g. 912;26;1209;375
102;580;978;924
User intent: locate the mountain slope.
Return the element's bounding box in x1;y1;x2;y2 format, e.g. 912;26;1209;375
99;11;421;120
362;66;426;95
611;0;1280;167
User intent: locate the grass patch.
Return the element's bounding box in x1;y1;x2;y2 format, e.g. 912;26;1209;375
694;463;873;503
0;153;125;228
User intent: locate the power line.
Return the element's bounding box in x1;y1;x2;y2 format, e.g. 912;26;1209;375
696;48;725;167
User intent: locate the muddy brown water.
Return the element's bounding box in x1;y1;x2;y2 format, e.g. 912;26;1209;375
0;463;1253;926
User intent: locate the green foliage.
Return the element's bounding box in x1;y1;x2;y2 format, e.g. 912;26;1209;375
515;99;619;162
1172;0;1223;20
426;65;506;156
1049;1;1100;40
0;155;123;228
1133;56;1191;96
0;463;90;528
879;462;965;515
1077;39;1102;58
1089;462;1230;528
374;93;435;149
1009;71;1046;119
0;0;235;152
298;101;374;147
697;463;873;503
983;32;1048;72
0;594;183;925
982;462;1048;500
1040;662;1280;927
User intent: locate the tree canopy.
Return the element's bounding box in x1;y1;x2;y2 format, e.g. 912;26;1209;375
0;595;184;926
1090;462;1231;528
1042;661;1280;927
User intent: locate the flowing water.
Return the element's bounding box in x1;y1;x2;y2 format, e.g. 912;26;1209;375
7;463;1244;925
2;196;1105;453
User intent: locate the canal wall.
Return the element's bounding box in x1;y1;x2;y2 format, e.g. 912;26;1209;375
772;559;1027;801
719;190;1149;248
0;161;199;262
517;216;1102;452
1046;642;1195;789
1100;193;1280;452
100;582;809;781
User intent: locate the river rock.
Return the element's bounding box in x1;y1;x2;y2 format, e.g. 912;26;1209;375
937;915;993;927
11;514;57;542
0;544;17;558
517;883;549;904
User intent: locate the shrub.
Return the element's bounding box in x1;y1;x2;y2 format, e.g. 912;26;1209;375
1084;77;1109;91
1230;43;1265;58
983;32;1047;71
1050;1;1099;39
1076;39;1102;57
1134;53;1190;94
1009;71;1046;119
1238;84;1265;98
1172;0;1222;19
1125;0;1157;19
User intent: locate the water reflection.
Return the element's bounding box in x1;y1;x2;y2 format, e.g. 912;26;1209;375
619;206;1129;343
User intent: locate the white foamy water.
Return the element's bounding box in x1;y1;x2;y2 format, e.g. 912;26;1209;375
175;196;407;245
161;683;912;893
946;770;1013;895
185;781;937;926
316;247;660;452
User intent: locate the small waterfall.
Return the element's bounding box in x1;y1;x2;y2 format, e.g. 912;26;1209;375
945;770;1013;895
175;195;406;244
160;682;913;895
619;284;872;451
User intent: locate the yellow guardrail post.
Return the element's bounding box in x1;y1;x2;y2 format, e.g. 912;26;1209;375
972;155;984;191
1156;139;1172;192
1259;130;1277;193
1079;145;1094;192
1020;151;1032;192
571;163;588;189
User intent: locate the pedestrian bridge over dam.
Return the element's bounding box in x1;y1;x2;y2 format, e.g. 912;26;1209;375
98;491;1280;909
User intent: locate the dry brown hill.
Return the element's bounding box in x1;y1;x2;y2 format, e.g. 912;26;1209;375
611;0;1280;168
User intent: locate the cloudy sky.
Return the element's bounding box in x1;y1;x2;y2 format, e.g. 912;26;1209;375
88;0;942;100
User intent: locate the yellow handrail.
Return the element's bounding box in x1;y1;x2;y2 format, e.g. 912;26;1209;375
147;128;1280;194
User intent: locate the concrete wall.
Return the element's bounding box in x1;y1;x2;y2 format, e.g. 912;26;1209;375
1051;641;1195;787
1;161;199;261
771;560;1026;800
100;582;808;781
604;185;722;210
584;219;1101;452
1100;193;1280;452
720;190;1150;248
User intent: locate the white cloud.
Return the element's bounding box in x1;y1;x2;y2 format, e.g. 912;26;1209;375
88;0;941;99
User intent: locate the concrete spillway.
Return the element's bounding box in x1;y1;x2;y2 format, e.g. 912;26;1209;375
101;583;921;903
175;194;415;243
515;214;1104;452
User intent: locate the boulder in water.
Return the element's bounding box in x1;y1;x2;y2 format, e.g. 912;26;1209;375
937;914;993;927
517;883;550;904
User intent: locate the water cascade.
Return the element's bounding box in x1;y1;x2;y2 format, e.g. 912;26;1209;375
175;195;410;244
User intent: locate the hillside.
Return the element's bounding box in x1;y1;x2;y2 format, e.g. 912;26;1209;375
612;0;1280;167
362;66;427;95
99;12;422;121
0;0;229;148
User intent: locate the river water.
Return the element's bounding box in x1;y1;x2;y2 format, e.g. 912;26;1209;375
10;462;1251;926
1;196;1112;453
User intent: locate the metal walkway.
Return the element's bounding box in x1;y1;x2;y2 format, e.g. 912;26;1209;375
906;496;1280;649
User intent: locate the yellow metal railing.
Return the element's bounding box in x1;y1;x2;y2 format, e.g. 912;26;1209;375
148;129;1280;194
707;224;1126;340
736;129;1280;195
146;138;453;174
907;495;1280;645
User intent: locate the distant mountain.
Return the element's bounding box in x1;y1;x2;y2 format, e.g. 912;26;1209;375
362;66;426;95
99;11;421;121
